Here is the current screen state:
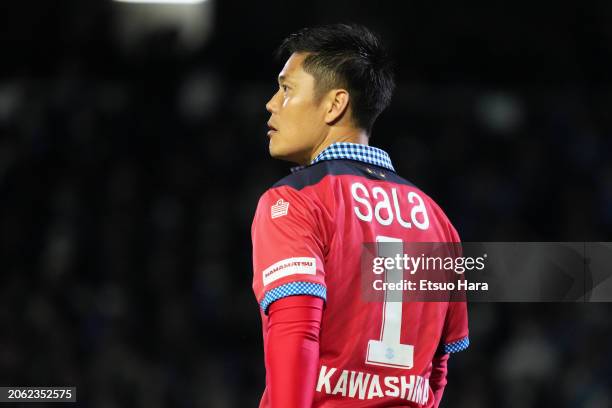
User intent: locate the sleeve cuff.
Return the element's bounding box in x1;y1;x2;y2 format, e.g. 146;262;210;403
260;281;326;314
442;336;470;354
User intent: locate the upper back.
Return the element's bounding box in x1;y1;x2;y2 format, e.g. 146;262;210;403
252;158;468;407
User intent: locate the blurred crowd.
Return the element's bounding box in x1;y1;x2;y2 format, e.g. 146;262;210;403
1;1;611;407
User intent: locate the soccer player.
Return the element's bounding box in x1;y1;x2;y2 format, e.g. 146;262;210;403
251;24;468;407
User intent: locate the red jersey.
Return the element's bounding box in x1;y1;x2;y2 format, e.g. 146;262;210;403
252;148;469;407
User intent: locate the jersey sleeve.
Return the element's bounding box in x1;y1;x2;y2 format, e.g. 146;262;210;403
252;185;328;314
439;221;469;354
439;301;469;353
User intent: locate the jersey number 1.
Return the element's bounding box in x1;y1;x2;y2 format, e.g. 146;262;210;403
365;235;414;369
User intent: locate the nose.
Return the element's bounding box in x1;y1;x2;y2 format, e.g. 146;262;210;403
266;91;278;114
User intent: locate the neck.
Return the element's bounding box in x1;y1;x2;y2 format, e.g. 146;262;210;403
307;126;369;164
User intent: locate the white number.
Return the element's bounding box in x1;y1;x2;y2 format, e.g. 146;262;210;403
365;235;414;369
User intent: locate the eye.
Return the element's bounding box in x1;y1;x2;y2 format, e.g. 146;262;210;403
281;84;289;92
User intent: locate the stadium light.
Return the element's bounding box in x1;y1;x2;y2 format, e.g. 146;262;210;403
113;0;207;4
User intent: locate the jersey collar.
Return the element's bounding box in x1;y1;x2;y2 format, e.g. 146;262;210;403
290;142;396;174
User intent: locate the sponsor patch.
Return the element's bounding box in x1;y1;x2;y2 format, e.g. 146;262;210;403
262;257;316;286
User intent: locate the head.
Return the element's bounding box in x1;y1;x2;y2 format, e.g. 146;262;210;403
265;23;395;164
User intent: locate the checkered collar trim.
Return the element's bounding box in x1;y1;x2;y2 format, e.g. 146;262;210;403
290;142;395;173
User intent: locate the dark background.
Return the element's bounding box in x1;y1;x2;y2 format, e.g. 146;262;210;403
1;1;611;407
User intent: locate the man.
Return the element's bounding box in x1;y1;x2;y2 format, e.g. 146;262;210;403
252;24;468;407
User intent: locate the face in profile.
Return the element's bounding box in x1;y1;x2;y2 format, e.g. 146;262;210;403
265;53;329;165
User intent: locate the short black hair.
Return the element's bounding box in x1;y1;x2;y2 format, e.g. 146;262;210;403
276;23;395;132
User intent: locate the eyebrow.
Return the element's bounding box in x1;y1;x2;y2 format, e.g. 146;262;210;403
277;75;291;84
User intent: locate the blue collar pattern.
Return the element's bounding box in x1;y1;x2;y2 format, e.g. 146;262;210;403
290;142;395;173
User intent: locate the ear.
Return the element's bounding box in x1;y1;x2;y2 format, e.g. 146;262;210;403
323;89;350;125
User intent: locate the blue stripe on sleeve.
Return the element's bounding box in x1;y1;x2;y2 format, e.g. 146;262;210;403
260;281;327;314
443;336;470;354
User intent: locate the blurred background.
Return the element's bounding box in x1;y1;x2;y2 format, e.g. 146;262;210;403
1;0;611;407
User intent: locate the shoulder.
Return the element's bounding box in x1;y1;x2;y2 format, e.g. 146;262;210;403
254;175;320;222
252;162;340;229
251;172;327;237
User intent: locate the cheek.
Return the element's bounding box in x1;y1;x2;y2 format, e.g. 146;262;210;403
279;99;301;129
281;96;290;109
286;97;317;121
279;96;322;138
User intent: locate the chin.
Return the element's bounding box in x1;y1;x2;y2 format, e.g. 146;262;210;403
268;142;283;158
269;143;303;164
269;148;292;162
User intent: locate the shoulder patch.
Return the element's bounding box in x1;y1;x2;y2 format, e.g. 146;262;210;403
270;199;289;218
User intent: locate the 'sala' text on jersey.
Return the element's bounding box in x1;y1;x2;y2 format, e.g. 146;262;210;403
350;182;430;230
